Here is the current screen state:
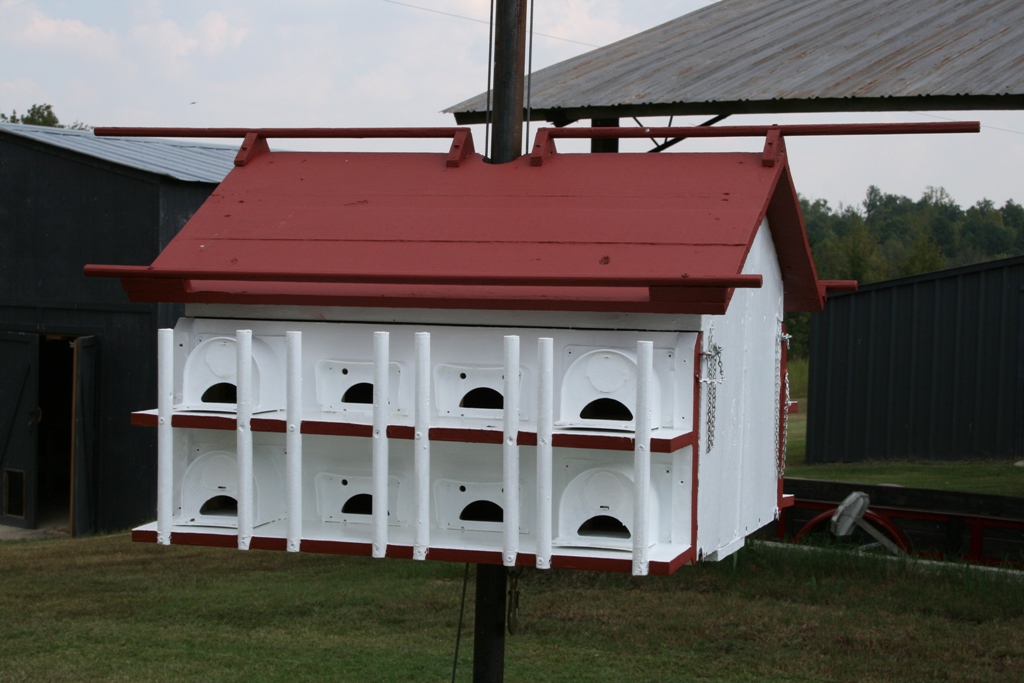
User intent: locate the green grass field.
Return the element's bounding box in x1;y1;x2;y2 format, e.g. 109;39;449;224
1;534;1022;682
3;359;1021;681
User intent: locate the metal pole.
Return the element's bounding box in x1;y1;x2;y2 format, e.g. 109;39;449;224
474;2;528;681
489;0;528;164
473;563;508;681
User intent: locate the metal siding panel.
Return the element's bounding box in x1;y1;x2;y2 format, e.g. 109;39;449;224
72;336;99;536
979;266;1012;455
847;296;872;459
809;295;854;463
888;284;913;458
866;290;892;458
805;313;825;461
958;273;983;457
0;332;40;528
809;258;1024;461
927;277;956;458
1018;285;1024;456
830;300;853;462
0;138;161;305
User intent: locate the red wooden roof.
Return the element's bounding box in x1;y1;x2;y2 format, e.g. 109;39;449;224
85;126;860;315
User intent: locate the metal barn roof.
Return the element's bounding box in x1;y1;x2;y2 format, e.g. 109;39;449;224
85;126;843;315
446;0;1024;124
0;123;237;183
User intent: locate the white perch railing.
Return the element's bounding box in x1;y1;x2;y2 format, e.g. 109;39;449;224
156;328;174;546
163;328;665;569
285;331;303;552
535;337;554;569
236;329;254;551
413;332;431;560
632;340;654;576
372;331;390;558
502;335;521;567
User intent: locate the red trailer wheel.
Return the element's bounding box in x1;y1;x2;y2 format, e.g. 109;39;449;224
792;508;911;551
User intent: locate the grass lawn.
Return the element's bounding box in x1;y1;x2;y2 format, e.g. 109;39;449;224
783;359;1024;497
1;534;1023;682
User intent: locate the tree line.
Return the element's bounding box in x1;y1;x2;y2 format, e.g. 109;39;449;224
786;187;1024;357
1;103;90;130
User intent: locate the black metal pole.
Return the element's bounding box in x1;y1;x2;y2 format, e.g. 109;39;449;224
488;0;528;164
590;117;619;153
472;564;508;681
472;2;528;682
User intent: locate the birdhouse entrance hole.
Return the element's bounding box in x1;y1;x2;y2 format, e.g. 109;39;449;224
577;515;631;539
341;382;373;404
460;500;503;523
579;398;633;422
342;493;373;515
201;383;237;404
459;387;503;410
199;495;238;517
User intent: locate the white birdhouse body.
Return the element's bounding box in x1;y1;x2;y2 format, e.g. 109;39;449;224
86;127;844;574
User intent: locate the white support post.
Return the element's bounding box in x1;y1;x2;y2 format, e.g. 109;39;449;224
413;332;431;561
285;331;303;553
632;340;654;576
372;331;389;559
156;328;174;546
503;335;520;567
535;337;553;569
236;330;254;551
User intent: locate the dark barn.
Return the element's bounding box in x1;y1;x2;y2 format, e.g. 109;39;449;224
807;256;1024;463
0;123;234;534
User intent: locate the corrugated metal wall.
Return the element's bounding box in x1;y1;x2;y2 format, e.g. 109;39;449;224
807;257;1024;462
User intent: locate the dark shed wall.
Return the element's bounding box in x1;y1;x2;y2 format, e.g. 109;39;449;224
807;257;1024;462
0;133;216;531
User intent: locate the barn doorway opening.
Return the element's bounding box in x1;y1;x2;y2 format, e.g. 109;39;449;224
1;333;96;534
37;336;75;532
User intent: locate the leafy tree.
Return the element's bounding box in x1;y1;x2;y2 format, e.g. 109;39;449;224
896;229;946;277
918;186;963;258
1000;199;1024;251
1;103;90;130
863;184;917;244
961;199;1013;257
790;186;1024;358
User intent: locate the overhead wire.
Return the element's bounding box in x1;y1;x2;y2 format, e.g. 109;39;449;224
378;0;600;47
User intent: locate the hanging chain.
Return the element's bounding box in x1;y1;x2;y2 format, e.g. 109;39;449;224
776;322;792;479
699;324;724;452
781;369;791;477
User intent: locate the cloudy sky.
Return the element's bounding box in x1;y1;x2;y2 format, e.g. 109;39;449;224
2;0;1022;210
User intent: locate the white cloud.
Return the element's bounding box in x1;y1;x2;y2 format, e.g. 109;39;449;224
198;11;248;56
0;0;118;59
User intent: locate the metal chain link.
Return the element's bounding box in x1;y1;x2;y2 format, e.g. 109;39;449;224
774;327;782;470
699;325;724;452
781;369;791;477
775;324;792;479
